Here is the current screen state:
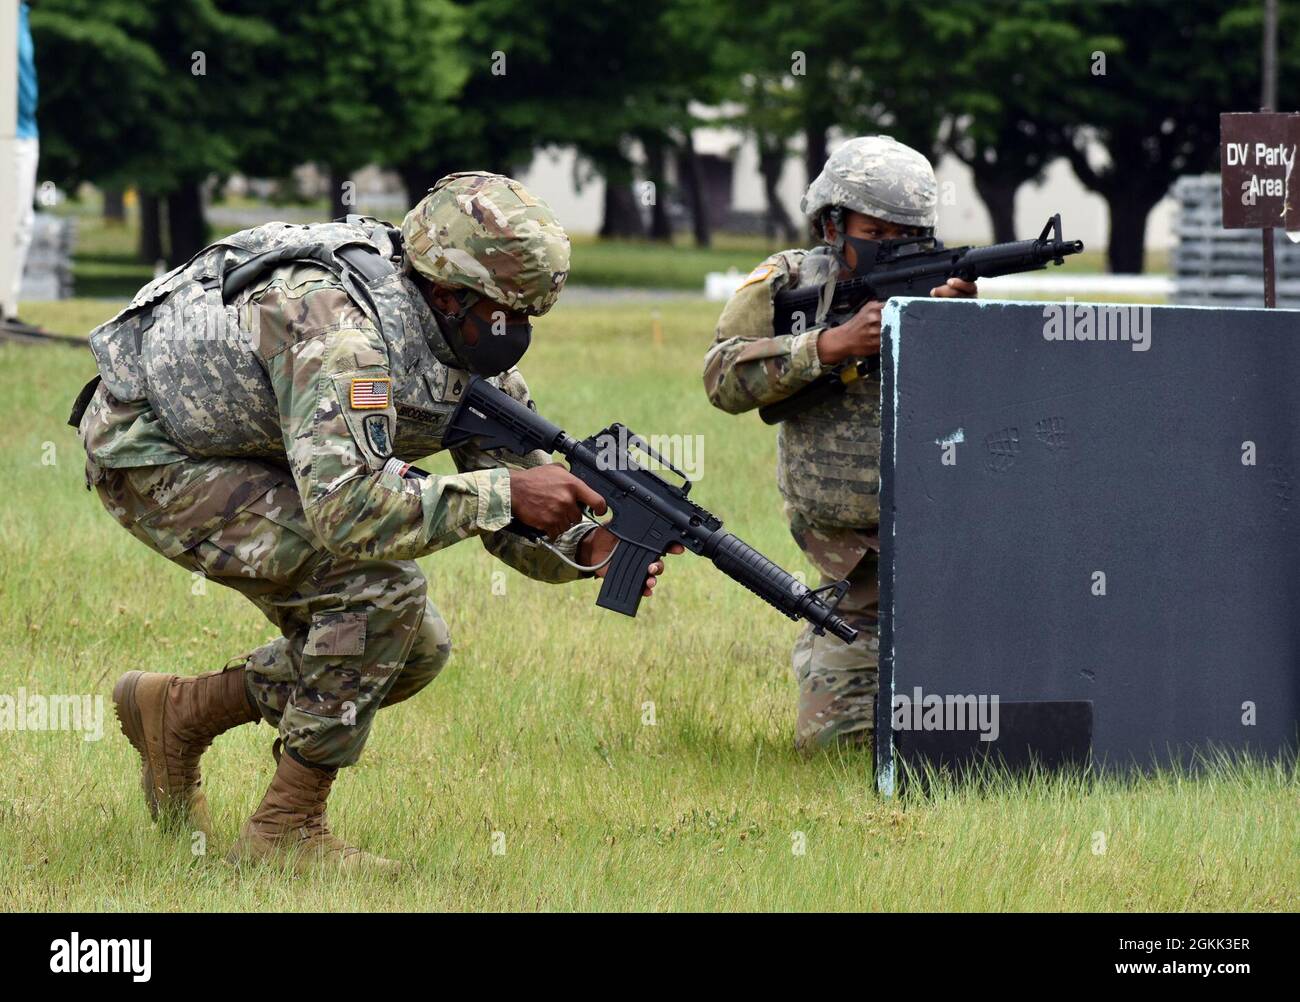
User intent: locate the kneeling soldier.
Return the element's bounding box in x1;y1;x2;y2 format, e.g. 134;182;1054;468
702;138;976;751
75;173;672;869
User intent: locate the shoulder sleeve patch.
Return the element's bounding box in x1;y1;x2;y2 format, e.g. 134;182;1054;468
738;263;777;290
349;377;392;410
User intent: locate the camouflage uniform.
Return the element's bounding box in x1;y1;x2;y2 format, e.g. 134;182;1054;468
79;180;590;771
702;137;937;750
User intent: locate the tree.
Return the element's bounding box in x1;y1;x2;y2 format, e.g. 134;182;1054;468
392;0;570;214
1053;0;1294;272
918;1;1106;243
719;0;954;245
231;0;466;221
32;0;277;264
721;1;876;201
714;35;803;243
29;2;166;189
394;0;728;243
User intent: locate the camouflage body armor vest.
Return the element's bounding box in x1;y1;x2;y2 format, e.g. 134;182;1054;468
775;246;882;528
84;216;473;462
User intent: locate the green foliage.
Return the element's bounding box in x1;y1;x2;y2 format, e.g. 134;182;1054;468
1053;0;1271;200
28;1;1299;270
228;0;467;179
33;0;276;193
922;1;1108;171
29;1;166;189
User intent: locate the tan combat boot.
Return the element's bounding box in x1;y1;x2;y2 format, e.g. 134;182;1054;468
112;660;261;835
226;747;400;872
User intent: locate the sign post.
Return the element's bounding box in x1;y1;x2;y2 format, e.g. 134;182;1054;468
1220;112;1300;308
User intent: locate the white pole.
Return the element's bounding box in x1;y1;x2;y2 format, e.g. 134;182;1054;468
0;1;20;315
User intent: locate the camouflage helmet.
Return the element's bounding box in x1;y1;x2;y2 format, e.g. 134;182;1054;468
401;171;571;316
801;136;938;233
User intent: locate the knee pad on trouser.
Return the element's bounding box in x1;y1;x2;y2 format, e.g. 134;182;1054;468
792;621;880;751
380;599;452;709
244;637;297;727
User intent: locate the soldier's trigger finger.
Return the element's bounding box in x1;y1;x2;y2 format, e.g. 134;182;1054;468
576;482;607;516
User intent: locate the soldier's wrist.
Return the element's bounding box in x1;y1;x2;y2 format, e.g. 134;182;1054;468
817;326;848;365
573;522;602;573
475;467;513;533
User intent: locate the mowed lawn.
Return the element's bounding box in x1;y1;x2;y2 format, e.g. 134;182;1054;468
0;297;1295;912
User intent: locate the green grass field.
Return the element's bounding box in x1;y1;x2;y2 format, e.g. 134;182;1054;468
1;297;1294;912
54;196;1163;300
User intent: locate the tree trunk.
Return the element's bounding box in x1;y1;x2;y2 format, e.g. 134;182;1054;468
804;123;828;186
103;187;126;224
642;135;673;242
329;166;351;220
138;194;164;264
165;182;207;268
599;177;645;238
1105;188;1159;274
759;143;796;242
678;133;711;248
971;170;1020;244
1058;129;1166;275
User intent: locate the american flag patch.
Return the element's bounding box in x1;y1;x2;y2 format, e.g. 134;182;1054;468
349;377;391;410
738;263;776;290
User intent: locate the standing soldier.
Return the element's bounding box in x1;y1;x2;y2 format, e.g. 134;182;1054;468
74;172;676;870
702;137;976;751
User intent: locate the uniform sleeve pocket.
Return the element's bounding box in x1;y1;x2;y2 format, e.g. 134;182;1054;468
304;611;367;657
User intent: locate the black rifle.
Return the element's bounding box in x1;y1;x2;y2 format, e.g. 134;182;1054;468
442;376;859;644
758;214;1084;424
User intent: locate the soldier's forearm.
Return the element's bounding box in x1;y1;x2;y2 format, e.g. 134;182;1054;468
703;330;826;413
302;466;512;561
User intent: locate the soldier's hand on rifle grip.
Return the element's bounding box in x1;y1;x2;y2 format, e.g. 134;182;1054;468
817;299;884;365
930;277;979;299
508;464;607;539
578;530;685;596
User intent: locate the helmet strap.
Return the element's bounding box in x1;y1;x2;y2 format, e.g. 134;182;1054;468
403;271;466;368
825;207;847;256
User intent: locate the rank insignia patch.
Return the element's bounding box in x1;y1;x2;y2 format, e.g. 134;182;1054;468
350;377;391;409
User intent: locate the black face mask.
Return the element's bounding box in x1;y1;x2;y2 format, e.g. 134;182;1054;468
431;291;533;375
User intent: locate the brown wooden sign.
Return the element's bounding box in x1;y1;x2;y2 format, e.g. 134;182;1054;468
1220;112;1300;230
